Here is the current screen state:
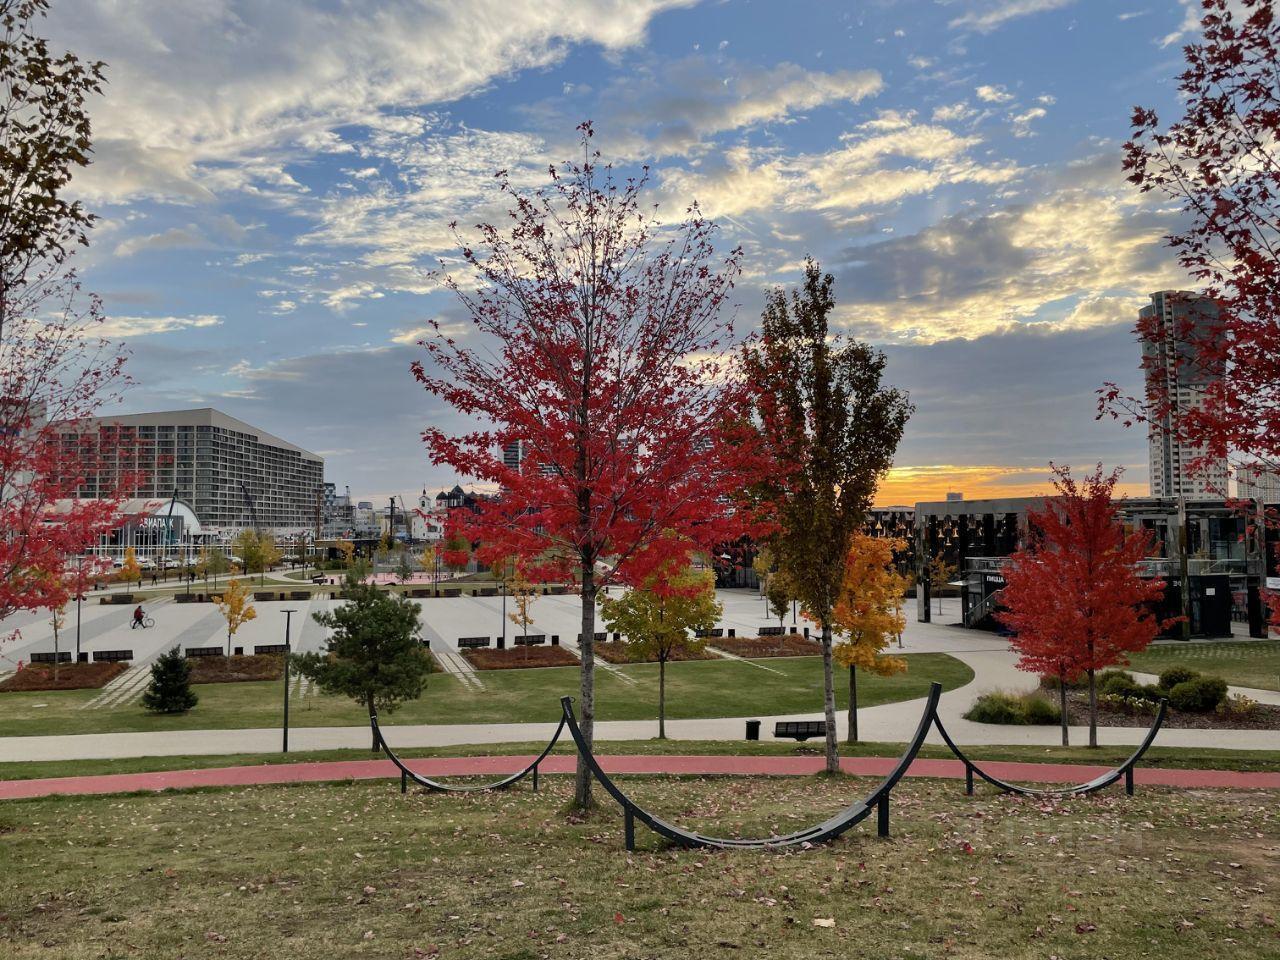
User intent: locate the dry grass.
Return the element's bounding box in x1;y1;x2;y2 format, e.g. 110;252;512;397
0;662;127;692
462;646;581;670
0;776;1275;959
715;633;822;658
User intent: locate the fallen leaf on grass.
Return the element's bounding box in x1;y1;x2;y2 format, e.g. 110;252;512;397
812;918;836;928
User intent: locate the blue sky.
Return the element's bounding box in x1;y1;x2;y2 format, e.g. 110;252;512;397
49;0;1205;504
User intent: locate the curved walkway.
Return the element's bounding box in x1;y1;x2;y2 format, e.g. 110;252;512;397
2;752;1276;802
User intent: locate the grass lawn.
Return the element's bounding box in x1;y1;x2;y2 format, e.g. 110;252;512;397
0;653;972;738
0;776;1275;958
1126;640;1280;691
4;739;1280;783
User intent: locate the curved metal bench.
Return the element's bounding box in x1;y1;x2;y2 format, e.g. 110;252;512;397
560;682;943;851
372;712;567;794
931;700;1167;797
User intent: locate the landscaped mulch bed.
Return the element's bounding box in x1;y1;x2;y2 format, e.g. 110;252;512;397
713;634;820;658
1064;693;1280;731
593;642;719;664
0;661;128;692
462;646;580;670
188;654;283;684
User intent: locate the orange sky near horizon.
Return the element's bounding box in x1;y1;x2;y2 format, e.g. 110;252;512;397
875;464;1149;508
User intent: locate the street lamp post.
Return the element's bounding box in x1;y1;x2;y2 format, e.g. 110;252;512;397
281;609;296;753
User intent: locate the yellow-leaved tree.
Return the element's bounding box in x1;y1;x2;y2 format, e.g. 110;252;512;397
215;578;257;656
336;539;356;568
831;531;909;743
121;546;141;584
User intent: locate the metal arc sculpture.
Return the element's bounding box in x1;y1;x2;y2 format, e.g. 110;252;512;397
371;712;567;794
560;681;944;851
930;700;1168;798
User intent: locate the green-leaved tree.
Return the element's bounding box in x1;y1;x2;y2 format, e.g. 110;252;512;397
293;573;433;749
598;559;721;738
743;259;913;773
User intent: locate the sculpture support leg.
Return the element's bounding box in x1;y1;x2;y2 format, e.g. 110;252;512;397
533;764;539;793
877;794;890;838
401;771;407;795
965;764;974;796
624;806;636;852
1125;767;1134;796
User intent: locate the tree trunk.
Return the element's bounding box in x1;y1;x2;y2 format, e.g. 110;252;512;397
658;656;666;739
846;664;858;744
821;623;838;773
575;562;596;809
367;692;378;751
1058;672;1069;747
1087;668;1098;748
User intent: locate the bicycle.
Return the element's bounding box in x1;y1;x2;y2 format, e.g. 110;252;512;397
132;616;155;630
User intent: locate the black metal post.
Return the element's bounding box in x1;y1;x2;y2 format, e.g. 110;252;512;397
74;555;84;660
965;764;974;796
281;609;296;753
624;806;635;851
1125;766;1134;796
532;763;539;792
401;770;407;794
877;794;890;837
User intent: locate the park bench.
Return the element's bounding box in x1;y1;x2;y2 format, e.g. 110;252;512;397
30;651;71;664
442;588;461;597
759;625;785;637
694;628;724;639
478;587;497;597
289;591;309;601
773;720;827;742
310;575;327;585
93;649;133;663
174;593;195;603
515;634;546;646
184;647;221;658
578;632;607;643
457;636;490;649
255;644;289;655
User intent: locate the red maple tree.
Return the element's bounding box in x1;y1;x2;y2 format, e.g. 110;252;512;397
0;274;133;634
996;465;1170;747
1;0;132;643
412;124;762;806
1102;0;1280;623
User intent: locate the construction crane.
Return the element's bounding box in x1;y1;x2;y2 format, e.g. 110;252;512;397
239;482;262;534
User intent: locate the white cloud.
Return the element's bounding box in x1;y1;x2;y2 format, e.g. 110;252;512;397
1158;0;1200;47
975;84;1014;103
113;225;207;258
1011;106;1047;137
50;0;696;203
98;314;223;338
949;0;1076;33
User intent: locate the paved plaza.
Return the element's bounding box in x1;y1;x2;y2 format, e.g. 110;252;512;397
1;590;1276;762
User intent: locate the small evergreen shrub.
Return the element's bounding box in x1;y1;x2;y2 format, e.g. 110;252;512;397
142;649;198;714
1168;675;1228;712
1040;673;1087;691
1100;672;1142;698
1157;666;1199;690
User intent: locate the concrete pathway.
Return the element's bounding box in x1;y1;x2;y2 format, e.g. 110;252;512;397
2;753;1276;801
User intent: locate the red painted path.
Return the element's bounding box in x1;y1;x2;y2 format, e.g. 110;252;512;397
2;754;1277;800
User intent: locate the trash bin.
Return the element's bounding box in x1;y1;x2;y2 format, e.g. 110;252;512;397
745;719;761;741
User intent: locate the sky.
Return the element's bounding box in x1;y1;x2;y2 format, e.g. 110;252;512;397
46;0;1208;507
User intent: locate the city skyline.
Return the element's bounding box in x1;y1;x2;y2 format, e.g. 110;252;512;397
48;0;1205;503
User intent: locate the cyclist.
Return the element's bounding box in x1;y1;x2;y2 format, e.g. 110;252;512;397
132;605;145;629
